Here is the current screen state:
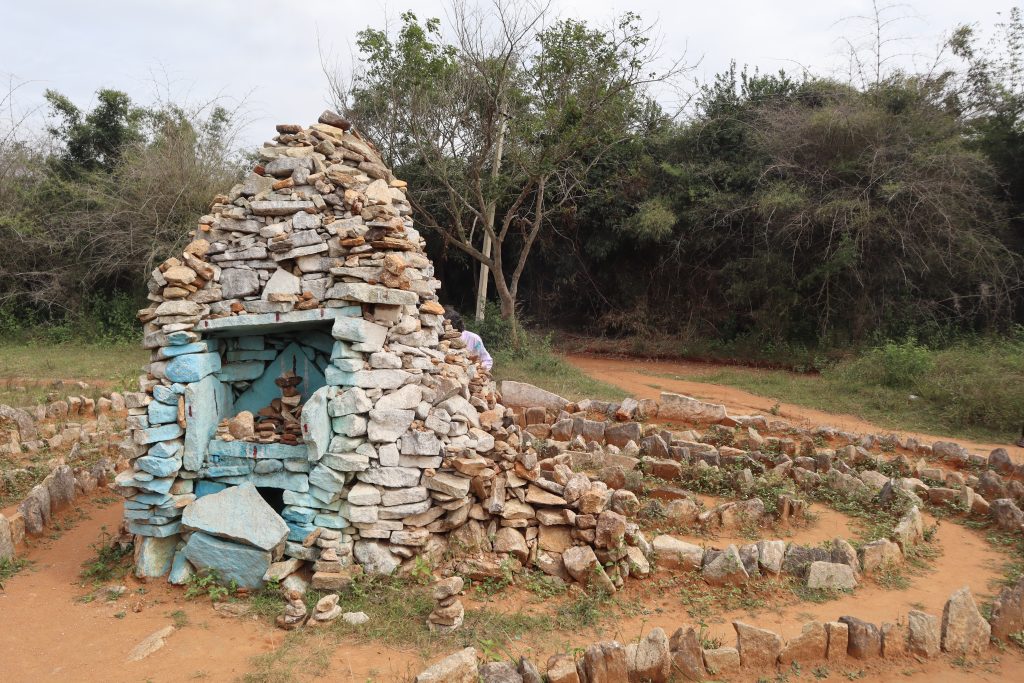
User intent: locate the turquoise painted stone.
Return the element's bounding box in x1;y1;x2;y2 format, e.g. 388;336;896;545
134;535;179;578
300;386;331;461
252;472;309;491
206;465;252;477
133;476;176;494
183;374;231;471
136;455;183;478
153;384;183;404
133;492;173;506
147;399;179;425
226;349;277;362
158;342;209;359
124;508;158;520
138;423;183;444
236;335;264;350
149;440;182;458
166;353;222;383
195;480;228;498
128;520;182;537
332;358;363;372
183;532;271;589
286;522;316;543
325;368;411;389
282;506;317;525
283;490;342;510
304;331;336;354
182;482;289;550
208;439;308;460
234;342;326;414
307;484;340;505
216;361;265;382
313;513;349;529
168;550;194;585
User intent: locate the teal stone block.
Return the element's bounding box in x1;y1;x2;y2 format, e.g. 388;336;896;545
147;399;179;425
139;423;183;444
252;472;309;492
206;465;252;477
301;386;331;461
332;358;363;372
234;342;326;415
149;440;182;459
133;492;173;506
168;550;194;585
158;342;209;359
134;535;179;578
125;500;152;510
136;455;183;478
208;439;308;460
128;520;182;537
313;513;350;529
308;483;340;505
152;505;184;519
236;335;264;350
325;365;353;386
182;531;270;589
153;384;182;404
133;476;177;494
165;352;221;383
216;361;265;382
283;490;342;510
124;508;157;520
286;522;316;543
183;374;231;471
304;331;336;354
225;349;277;362
282;506;318;525
195;480;228;498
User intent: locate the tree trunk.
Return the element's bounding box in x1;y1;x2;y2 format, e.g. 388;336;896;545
475;99;508;321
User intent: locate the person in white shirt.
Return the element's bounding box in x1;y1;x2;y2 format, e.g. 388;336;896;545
444;307;493;371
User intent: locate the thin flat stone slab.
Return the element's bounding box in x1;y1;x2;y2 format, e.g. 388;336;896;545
208;439;308;460
182;482;289;550
183;531;271;589
197;308;352;335
325;282;419;306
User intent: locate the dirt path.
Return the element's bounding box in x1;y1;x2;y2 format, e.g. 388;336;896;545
567;354;1024;463
0;500;428;682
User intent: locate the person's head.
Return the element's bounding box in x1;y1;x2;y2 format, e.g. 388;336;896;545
444;306;465;332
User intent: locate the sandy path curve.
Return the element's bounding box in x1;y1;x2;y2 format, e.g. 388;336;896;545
567;354;1024;463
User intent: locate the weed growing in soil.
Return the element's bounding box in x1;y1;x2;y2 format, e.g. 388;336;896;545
0;556;30;589
185;569;235;602
78;529;131;584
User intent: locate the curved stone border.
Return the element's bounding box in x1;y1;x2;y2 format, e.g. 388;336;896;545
413;582;1010;682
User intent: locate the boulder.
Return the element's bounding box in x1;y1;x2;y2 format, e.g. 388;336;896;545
991;498;1024;532
734;621;783;669
0;514;13;562
990;577;1024;640
182;482;289;551
907;610;941;657
780;621;827;665
702;545;749;586
652;535;704;571
941;586;991;655
563;545;615;593
756;539;786;574
702;647;739;676
659;392;729;423
500;381;568;410
806;561;857;591
625;627;670;682
669;626;705;681
881;622;906;658
580;641;628;683
858;539;903;574
354;540;401;575
415;647;478;683
838;616;881;659
546;654;580;683
134;535;179;578
824;621;848;661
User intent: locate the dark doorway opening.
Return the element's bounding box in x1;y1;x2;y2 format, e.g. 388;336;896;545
257;486;285;515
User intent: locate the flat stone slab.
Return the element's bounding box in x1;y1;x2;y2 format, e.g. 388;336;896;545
182;482;289;550
197;308;354;335
208;439;308;460
183;531;271;589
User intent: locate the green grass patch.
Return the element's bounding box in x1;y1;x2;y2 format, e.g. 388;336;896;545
491;337;625;402
653;337;1024;442
78;528;133;585
0;342;145;406
0;556;30;589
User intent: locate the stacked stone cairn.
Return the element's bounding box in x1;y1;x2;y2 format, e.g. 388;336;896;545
310;593;343;626
275;589;308;630
117;112;658;597
428;576;465;633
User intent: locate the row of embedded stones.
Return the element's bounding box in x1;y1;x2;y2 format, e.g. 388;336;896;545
527;387;1024;535
1;390;128;458
413;584;1009;683
1;457;116;563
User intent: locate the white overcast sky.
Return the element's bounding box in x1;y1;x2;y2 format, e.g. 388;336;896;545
1;0;1017;146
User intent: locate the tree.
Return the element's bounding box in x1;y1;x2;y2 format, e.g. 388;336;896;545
334;0;683;330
